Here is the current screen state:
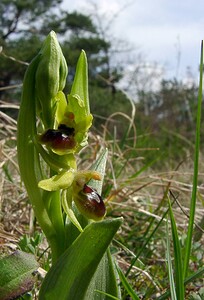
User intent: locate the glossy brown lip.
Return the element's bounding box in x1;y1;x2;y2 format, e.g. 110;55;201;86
58;124;75;136
80;184;106;218
40;124;76;150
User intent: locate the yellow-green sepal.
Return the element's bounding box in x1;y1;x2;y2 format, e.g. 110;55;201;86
38;170;75;191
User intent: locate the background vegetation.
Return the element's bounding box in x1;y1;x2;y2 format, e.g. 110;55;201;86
0;0;204;299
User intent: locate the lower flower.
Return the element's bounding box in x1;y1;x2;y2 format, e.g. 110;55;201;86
38;169;106;221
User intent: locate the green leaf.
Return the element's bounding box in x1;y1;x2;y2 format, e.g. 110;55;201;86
17;46;57;252
39;217;123;300
64;202;89;249
55;91;68;125
85;249;121;300
0;251;39;300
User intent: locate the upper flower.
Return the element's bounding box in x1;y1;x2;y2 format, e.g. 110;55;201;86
36;39;92;156
38;90;93;155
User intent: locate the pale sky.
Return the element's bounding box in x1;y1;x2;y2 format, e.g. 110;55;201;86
62;0;204;81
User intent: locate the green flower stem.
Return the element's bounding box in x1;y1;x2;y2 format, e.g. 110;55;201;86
17;55;62;262
48;191;66;260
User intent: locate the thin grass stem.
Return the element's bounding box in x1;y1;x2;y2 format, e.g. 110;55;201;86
166;219;177;300
183;40;203;278
168;199;184;299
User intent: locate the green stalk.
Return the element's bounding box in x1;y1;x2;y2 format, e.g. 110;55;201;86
48;191;66;260
183;40;203;277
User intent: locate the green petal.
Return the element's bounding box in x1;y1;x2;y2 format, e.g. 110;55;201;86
55;91;68;126
66;94;87;123
62;189;83;233
38;170;75;191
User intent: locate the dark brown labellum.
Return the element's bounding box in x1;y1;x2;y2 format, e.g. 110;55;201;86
58;124;75;136
39;124;76;150
78;184;106;219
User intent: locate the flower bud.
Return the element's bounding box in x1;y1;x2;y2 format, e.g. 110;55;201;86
35;31;68;128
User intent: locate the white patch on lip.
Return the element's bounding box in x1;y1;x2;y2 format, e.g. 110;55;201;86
87;191;101;203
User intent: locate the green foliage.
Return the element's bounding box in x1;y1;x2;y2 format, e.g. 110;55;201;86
18;232;44;255
41;11;97;35
39;218;122;300
0;250;39;300
0;0;62;40
134;77;202;164
166;220;177;300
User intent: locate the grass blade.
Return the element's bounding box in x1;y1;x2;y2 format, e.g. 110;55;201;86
116;265;140;300
168;200;184;299
183;40;203;277
157;267;204;300
125;205;170;277
166;219;177;300
94;290;120;300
